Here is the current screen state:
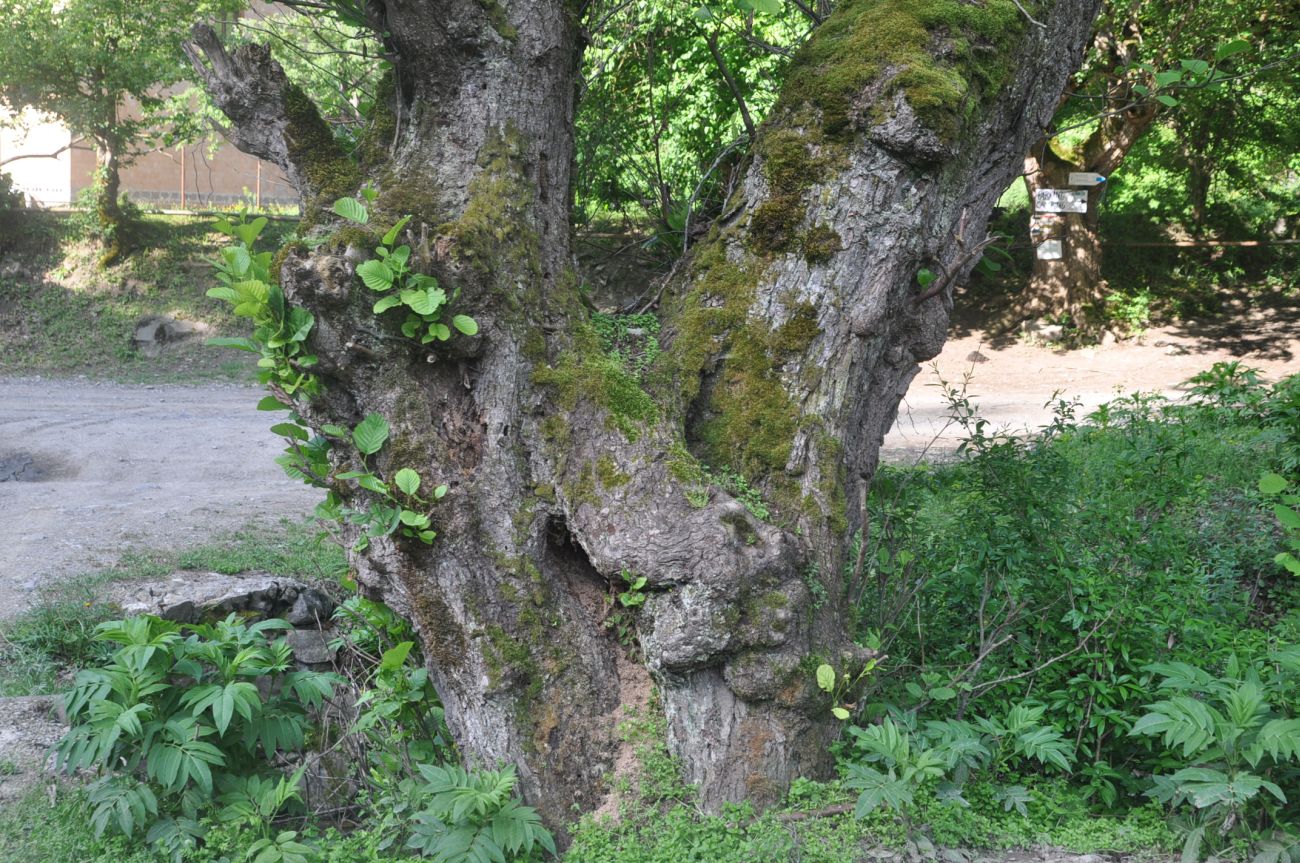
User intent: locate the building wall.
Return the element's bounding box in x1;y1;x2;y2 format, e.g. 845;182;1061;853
0;109;74;206
1;106;298;209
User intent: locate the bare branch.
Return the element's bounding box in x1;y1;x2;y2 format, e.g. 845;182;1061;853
0;136;85;166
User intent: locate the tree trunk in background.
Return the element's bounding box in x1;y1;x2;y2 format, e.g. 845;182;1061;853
94;137;125;266
1020;4;1162;331
187;0;1101;831
1023;146;1108;329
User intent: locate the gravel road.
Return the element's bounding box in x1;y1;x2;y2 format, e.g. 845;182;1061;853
0;378;319;619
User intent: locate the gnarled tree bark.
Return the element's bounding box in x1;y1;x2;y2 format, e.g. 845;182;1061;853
186;0;1101;832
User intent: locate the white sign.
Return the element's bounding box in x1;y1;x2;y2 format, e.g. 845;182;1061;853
1034;188;1089;214
1029;213;1062;243
1068;172;1106;186
1036;240;1063;261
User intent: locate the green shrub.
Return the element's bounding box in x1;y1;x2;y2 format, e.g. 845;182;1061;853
402;764;555;862
1130;652;1300;860
53;614;341;859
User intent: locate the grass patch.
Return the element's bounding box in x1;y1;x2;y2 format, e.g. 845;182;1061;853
0;519;344;696
0;788;164;863
0;212;297;382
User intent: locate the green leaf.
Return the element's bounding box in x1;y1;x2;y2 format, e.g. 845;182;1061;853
269;423;309;441
1153;70;1183;86
1274;503;1300;530
816;664;835;694
429;323;451;341
451;314;479;336
433;484;449;499
286;307;314;343
395;468;421;495
233;217;268;246
399;510;430;528
930;686;958;701
382;216;412;247
256;396;291;411
1214;39;1251;61
401;286;448;316
332;197;369;224
357;474;389;494
1155;94;1179;107
356;259;394;292
373;295;403;314
832;707;851;720
1260;473;1288;495
351;414;390;456
380;641;414;671
206;337;258;353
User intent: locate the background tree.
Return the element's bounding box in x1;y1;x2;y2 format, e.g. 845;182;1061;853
0;0;236;263
185;0;1101;831
1019;0;1287;329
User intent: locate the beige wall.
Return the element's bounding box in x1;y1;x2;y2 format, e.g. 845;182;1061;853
0;109;75;206
2;106;297;209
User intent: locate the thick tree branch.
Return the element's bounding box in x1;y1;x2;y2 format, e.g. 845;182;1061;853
182;23;354;202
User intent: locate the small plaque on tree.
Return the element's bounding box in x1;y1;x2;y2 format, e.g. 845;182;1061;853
1034;189;1088;213
1068;172;1106;186
1036;239;1064;260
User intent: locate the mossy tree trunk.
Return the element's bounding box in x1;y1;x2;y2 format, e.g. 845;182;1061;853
186;0;1100;831
93;132;126;266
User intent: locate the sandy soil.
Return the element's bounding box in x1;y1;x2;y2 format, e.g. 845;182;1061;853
883;300;1300;461
0;377;319;620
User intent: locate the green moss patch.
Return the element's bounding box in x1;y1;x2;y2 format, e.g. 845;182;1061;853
776;0;1027;144
534;326;658;441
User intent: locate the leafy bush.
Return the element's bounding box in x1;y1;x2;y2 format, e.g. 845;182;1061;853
853;366;1300;852
403;764;555;862
844;703;1073;818
53;614;341;858
1131;653;1300;860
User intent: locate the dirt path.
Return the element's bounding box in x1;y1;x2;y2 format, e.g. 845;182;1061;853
0;377;319;619
884;310;1300;461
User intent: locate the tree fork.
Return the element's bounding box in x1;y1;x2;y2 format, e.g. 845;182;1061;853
187;0;1102;830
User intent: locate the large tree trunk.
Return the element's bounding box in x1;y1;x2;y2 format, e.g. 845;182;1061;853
1022;145;1108;329
186;0;1100;831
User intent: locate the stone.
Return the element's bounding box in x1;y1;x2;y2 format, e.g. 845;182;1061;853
284;628;336;665
1020;317;1064;343
965;350;988;363
131;314;210;358
1100;329;1118;347
296;749;356;810
0;696;66;805
286;589;335;626
112;571;317;623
